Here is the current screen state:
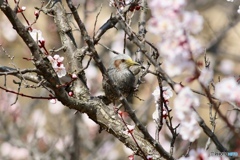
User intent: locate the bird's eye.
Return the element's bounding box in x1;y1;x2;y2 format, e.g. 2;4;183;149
121;59;125;62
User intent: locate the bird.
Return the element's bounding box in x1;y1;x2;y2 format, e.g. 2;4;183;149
102;54;141;104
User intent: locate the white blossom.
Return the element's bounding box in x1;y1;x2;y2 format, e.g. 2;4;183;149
147;0;203;77
47;55;66;78
178;113;201;142
29;29;44;43
174;87;199;112
215;77;238;102
152;86;173;101
198;68;214;87
219;59;234;75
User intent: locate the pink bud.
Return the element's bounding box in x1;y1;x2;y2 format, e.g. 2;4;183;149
147;155;153;160
128;155;134;160
72;73;77;79
68;91;74;96
118;110;123;117
34;10;39;17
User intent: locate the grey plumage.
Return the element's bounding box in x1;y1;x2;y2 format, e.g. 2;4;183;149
102;54;140;104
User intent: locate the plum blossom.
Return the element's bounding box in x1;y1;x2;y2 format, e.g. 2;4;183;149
71;73;78;79
47;54;66;78
215;77;240;106
0;142;29;159
178;113;201;142
152;106;169;121
147;155;153;160
128;155;134;160
173;87;201;142
29;29;45;43
214;77;238;102
163;59;195;77
183;11;204;34
147;0;204;77
198;68;214;87
174;87;199;113
152;86;173;121
219;59;234;75
152;86;173;102
148;0;186;18
147;17;176;35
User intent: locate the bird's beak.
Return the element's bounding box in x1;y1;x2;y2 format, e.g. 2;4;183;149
126;58;140;66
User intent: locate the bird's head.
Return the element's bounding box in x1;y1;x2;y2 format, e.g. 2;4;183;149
110;54;139;71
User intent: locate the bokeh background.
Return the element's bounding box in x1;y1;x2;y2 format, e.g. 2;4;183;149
0;0;240;159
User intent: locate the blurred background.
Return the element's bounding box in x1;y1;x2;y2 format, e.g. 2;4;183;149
0;0;240;159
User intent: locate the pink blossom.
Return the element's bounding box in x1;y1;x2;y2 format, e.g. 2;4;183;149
174;87;199;112
0;142;29;159
163;59;195;77
29;29;45;43
178;113;201;142
147;0;203;77
173;87;201;141
174;83;183;93
214;77;238;102
34;10;39;17
183;11;204;34
147;17;175;35
152;104;170;121
128;154;134;160
152;86;173;121
147;155;153;160
47;54;66;78
71;73;78;79
198;68;214;87
148;0;186;17
152;86;173;101
219;59;234;75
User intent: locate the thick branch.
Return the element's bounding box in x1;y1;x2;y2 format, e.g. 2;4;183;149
1;1;163;159
66;0;169;159
43;0;89;99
